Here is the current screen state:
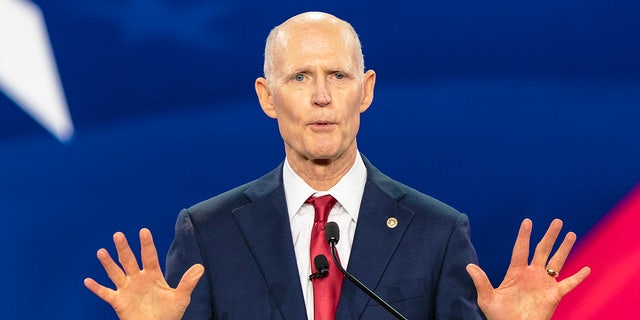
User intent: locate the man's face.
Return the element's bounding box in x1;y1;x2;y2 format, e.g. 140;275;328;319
257;21;375;163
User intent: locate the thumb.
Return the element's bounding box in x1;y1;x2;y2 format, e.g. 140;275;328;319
466;263;494;297
176;264;205;296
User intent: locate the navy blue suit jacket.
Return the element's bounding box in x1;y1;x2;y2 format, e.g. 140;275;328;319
165;157;485;319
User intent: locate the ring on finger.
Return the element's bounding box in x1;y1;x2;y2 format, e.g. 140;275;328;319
546;268;559;277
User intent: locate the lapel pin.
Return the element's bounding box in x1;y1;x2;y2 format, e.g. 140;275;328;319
386;217;398;229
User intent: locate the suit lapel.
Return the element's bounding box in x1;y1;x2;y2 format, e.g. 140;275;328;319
336;159;415;319
232;165;308;320
230;158;412;319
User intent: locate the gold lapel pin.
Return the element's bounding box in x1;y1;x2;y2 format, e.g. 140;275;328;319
386;217;398;229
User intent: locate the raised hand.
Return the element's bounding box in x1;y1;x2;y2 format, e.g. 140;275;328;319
84;228;204;320
466;219;591;320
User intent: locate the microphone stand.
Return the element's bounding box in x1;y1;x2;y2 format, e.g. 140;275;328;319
329;243;408;320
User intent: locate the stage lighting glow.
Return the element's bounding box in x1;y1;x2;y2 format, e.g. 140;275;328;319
0;0;74;142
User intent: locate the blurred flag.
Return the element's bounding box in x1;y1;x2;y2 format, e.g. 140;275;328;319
553;183;640;319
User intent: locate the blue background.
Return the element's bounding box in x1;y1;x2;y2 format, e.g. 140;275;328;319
1;1;639;318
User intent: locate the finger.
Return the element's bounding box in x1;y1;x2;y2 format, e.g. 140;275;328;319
466;263;494;302
509;219;533;268
113;232;141;275
546;231;577;273
139;228;161;272
175;264;205;297
96;248;126;286
84;277;117;304
558;266;591;296
532;219;563;267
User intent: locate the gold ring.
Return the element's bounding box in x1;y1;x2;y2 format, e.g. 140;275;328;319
546;268;559;277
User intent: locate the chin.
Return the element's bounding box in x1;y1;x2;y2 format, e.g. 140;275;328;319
307;149;349;162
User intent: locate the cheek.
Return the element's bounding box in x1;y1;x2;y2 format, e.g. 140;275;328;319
339;109;361;140
272;101;305;138
277;107;303;127
346;96;365;121
272;89;305;118
271;96;296;121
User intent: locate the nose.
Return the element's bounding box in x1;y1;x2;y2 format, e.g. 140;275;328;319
312;77;331;107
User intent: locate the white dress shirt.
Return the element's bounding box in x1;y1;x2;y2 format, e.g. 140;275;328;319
283;152;367;320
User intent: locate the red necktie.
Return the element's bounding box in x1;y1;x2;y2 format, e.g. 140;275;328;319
307;195;342;320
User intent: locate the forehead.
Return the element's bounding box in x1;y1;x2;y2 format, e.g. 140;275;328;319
272;22;358;71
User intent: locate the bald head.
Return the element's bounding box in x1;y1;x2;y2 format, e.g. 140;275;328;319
263;12;364;83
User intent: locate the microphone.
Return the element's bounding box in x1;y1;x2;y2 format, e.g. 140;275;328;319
325;221;408;320
309;254;329;280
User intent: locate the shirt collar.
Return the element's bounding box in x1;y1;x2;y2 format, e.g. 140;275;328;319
283;152;367;222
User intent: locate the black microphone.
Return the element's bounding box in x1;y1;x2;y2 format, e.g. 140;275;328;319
325;221;408;320
309;254;329;280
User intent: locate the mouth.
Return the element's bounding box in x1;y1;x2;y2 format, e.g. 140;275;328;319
309;120;336;130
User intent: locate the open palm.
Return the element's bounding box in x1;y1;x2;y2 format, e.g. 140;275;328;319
467;219;591;320
84;228;204;320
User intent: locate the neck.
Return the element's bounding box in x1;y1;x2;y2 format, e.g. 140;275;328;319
286;147;358;191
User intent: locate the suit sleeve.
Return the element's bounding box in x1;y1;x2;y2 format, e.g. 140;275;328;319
165;209;215;320
435;214;487;320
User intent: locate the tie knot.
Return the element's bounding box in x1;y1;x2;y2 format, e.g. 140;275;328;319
306;195;337;223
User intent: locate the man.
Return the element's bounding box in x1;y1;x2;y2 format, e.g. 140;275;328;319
84;12;590;319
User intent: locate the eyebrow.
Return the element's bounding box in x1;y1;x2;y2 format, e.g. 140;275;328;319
284;65;353;76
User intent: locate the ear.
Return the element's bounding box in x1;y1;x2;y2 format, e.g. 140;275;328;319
359;70;376;113
255;77;277;119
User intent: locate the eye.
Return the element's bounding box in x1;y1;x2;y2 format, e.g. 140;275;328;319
334;72;345;80
294;74;305;82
